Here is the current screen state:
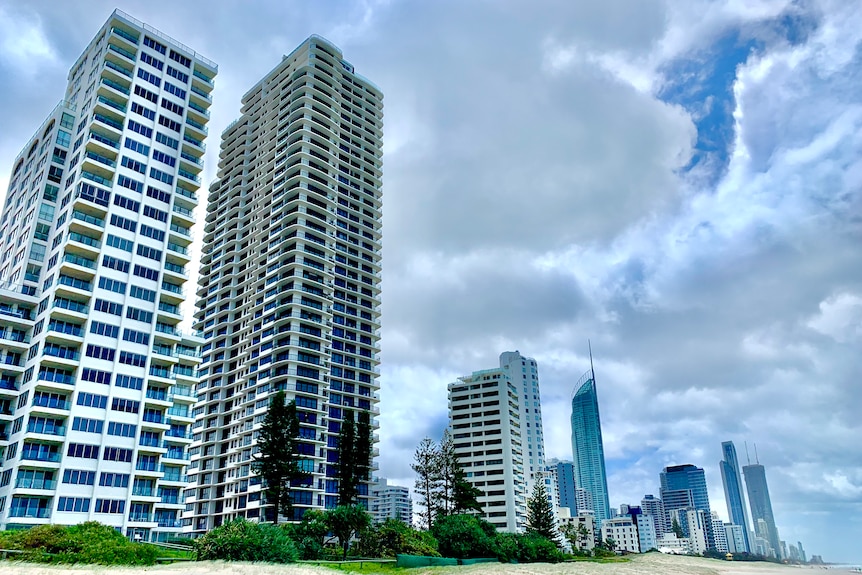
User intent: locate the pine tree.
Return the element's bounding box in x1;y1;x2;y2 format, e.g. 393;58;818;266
411;437;441;529
252;391;305;523
436;429;457;517
451;464;483;514
672;516;685;539
526;478;559;544
355;410;373;485
336;410;358;505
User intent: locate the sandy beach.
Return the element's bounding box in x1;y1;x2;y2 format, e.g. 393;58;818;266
0;554;851;575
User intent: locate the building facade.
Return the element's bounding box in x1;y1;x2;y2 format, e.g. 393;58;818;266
641;494;667;537
0;10;214;541
720;441;752;551
710;511;728;552
370;478;411;525
570;368;611;524
449;355;528;532
548;460;577;514
724;523;746;553
499;351;544;494
660;464;714;548
669;507;708;555
743;463;781;559
601;516;640;553
185;35;382;532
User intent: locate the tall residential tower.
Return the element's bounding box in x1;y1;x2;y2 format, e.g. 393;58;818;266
186;36;382;532
0;10;215;541
570;367;611;523
743;462;781;558
720;441;752;551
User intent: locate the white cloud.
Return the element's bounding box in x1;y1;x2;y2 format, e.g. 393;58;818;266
0;5;57;73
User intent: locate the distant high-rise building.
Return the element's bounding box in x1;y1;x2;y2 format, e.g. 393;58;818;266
743;462;781;559
499;351;545;494
186;35;383;531
720;441;752;551
0;9;214;541
449;351;546;532
710;511;729;552
797;540;806;562
660;464;714;548
641;494;668;537
670;507;708;555
576;487;594;515
548;460;577;514
724;523;747;554
370;479;412;525
570;364;610;523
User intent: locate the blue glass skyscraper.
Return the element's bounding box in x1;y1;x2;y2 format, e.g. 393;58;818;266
744;463;782;558
660;464;715;548
570;369;611;523
720;441;752;551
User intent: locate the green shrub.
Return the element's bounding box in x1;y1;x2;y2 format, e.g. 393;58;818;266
495;532;563;563
195;518;298;563
431;514;499;559
357;519;440;558
0;522;160;565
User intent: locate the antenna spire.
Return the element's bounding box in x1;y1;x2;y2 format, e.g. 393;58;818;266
754;443;759;464
588;340;595;383
745;441;751;465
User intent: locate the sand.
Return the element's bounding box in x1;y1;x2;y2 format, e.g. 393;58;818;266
0;554;849;575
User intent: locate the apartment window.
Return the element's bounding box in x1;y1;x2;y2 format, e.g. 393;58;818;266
133;264;159;281
127;120;153;139
94;499;125;514
76;392;107;409
142;205;167;222
129;285;156;302
105;234;133;252
107;422;136;437
140;223;164;241
103;447;133;462
67;443;99;459
143;36;166;54
164;82;186;100
62;469;95;485
133;85;158;104
140;51;164;71
115;375;143;390
146;186;171;204
157;115;181;133
114;191;141;211
155;132;179;149
126;307;153;323
97;277;126;294
57;497;90;513
93;299;122;316
56;130;71;147
123;137;151;156
122;328;149;345
136;68;161;88
85;344;115;361
118;351;147;367
111;397;140;413
80;368;111;385
151;150;176;168
160;98;184;116
136;244;162;261
166;66;188;83
130;102;155;121
101;255;129;273
168;49;191;68
110;213;137;232
71;417;103;433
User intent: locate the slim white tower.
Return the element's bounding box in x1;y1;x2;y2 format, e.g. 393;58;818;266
0;10;216;541
186;36;382;531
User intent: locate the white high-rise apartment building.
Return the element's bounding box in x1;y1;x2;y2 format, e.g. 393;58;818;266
499;351;545;493
448;352;545;532
185;36;382;532
370;478;412;525
0;10;215;541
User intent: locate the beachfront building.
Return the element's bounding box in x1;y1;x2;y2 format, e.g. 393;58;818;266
370;478;412;525
720;441;752;551
656;533;691;554
641;494;668;537
601;516;641;553
185;35;383;532
570;367;611;524
710;511;729;552
660;464;715;548
0;10;215;541
669;507;708;555
547;459;577;514
743;462;782;559
449;351;548;532
724;523;747;553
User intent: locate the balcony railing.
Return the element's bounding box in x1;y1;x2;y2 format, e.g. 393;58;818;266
10;508;50;518
26;423;66;436
81;169;114;187
57;275;92;291
68;232;101;249
104;60;132;79
93;112;123;130
62;254;96;269
14;477;57;490
100;77;130;96
71;211;104;227
111;27;139;45
53;298;88;314
89;131;119;149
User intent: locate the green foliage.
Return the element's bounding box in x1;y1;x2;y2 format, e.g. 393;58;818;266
356;518;440;558
282;509;329;559
431;514;499;559
194;518;298;563
412;436;441;529
252;392;306;523
325;504;372;560
592;546;617;558
0;522;160;565
671;516;685;539
451;461;483;515
526;479;559;544
336;410;373;506
496;532;564;563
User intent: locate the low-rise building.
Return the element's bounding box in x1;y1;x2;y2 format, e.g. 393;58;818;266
657;533;691;554
370;478;412;525
601;516;640;553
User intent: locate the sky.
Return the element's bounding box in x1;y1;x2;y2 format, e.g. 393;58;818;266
0;0;860;563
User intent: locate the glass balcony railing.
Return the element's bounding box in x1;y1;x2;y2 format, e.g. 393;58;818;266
22;451;61;462
68;232;101;249
15;477;57;490
81;169;114;186
104;60;132;78
89;131;119;149
182;135;205;151
108;41;137;60
111;27;139;45
57;275;91;292
175;186;197;201
63;254;96;269
85;150;116;168
100;77;130;95
26;423;66;436
71;211;105;227
53;298;89;314
10;508;50;519
193;70;213;85
97;95;126;113
93;112;123;132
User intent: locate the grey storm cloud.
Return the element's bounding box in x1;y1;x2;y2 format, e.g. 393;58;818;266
1;0;860;562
